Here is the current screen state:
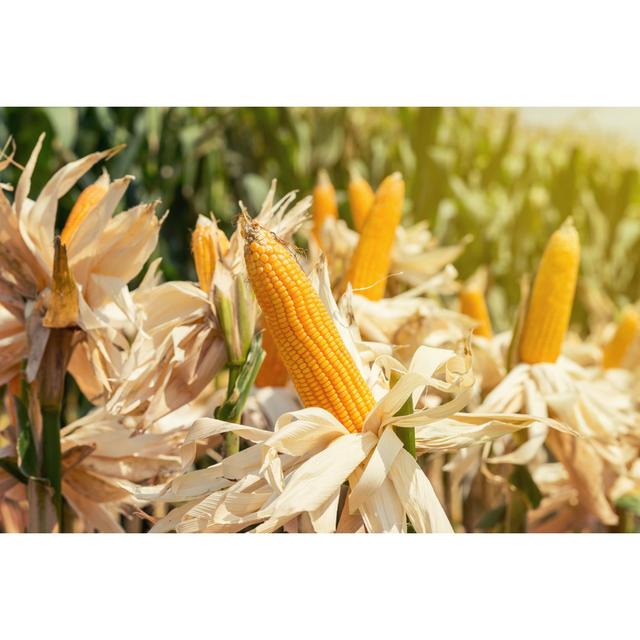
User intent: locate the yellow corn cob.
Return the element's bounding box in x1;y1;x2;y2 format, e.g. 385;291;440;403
602;306;640;369
191;218;229;292
460;287;493;338
242;218;375;433
343;172;404;301
255;326;289;387
60;176;108;246
348;168;375;232
311;169;338;241
519;219;580;364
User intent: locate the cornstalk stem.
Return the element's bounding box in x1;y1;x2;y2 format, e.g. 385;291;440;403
616;507;636;534
506;432;530;532
36;328;74;529
41;405;62;518
217;337;265;458
224;432;240;457
223;364;242;455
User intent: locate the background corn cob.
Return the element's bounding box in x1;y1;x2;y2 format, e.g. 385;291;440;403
602;306;640;369
519;219;580;364
459;286;493;338
311;169;338;242
60;174;108;246
243;218;375;433
254;326;289;387
191;217;229;293
7;107;639;335
342;172;405;301
348;168;375;232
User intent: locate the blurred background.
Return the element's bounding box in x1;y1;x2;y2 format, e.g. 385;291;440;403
1;107;639;332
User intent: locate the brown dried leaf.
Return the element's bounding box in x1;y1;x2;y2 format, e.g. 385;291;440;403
43;237;79;329
61;444;96;474
546;430;618;526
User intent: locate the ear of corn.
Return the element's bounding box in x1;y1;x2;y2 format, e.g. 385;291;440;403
242;218;375;433
602;306;640;369
519;218;580;364
348;168;375;232
254;326;289;387
191;217;229;293
192;219;217;293
60;174;109;246
311;169;338;241
460;286;493;338
343;172;404;301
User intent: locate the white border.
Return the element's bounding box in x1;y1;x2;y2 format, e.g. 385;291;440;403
1;534;638;638
4;1;640;105
2;2;640;636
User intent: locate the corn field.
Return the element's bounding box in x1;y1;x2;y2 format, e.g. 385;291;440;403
1;106;639;534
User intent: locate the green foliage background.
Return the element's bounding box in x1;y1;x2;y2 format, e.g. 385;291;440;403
1;107;639;332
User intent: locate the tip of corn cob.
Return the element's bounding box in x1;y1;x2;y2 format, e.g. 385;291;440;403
460;286;493;338
311;170;338;242
602;306;640;369
348;166;375;233
518;218;581;364
191;216;218;293
240;210;271;246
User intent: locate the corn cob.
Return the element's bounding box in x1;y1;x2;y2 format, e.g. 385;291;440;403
254;326;289;387
343;172;404;301
460;286;493;338
60;175;108;246
602;306;639;369
191;217;229;293
311;169;338;241
348;168;375;232
519;218;580;364
242;217;375;433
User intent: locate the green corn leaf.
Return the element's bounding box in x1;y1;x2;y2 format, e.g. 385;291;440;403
16;376;37;478
477;504;507;531
0;456;28;484
615;493;640;516
509;464;543;509
215;333;265;424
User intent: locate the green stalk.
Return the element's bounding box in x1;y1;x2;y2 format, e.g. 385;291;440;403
224;432;240;457
616;506;636;534
216;335;265;458
35;328;74;530
41;404;62;518
224;364;242;456
390;371;416;458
